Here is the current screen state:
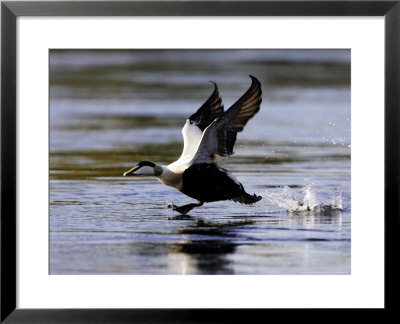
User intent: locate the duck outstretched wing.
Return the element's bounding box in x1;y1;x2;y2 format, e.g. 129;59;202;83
191;75;262;164
176;81;224;164
188;81;224;132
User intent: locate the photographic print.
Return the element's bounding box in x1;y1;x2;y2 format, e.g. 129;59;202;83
49;49;351;275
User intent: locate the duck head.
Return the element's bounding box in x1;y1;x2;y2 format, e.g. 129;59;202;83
123;161;164;177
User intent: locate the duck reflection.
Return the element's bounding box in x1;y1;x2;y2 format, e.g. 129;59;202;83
168;218;254;275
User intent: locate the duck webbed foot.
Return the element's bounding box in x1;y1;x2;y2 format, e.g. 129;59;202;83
167;201;204;215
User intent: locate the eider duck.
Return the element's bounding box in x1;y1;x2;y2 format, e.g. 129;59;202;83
124;75;262;215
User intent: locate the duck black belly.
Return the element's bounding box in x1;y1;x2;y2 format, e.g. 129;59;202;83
180;163;262;204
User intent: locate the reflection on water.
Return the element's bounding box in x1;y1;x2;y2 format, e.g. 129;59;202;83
169;240;236;275
50;49;351;275
170;219;255;274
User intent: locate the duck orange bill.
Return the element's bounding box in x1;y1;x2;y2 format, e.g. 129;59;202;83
123;166;140;176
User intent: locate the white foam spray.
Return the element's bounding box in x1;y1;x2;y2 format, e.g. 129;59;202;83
263;183;343;213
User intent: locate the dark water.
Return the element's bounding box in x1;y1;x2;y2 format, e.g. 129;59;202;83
49;49;351;274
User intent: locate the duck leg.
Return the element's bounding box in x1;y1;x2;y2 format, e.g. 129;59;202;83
168;201;204;215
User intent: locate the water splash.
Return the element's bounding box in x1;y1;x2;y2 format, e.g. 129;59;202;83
263;184;343;214
329;190;343;210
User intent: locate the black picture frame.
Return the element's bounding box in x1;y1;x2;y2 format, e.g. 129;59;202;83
1;1;399;322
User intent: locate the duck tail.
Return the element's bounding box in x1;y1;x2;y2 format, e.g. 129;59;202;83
232;190;262;205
